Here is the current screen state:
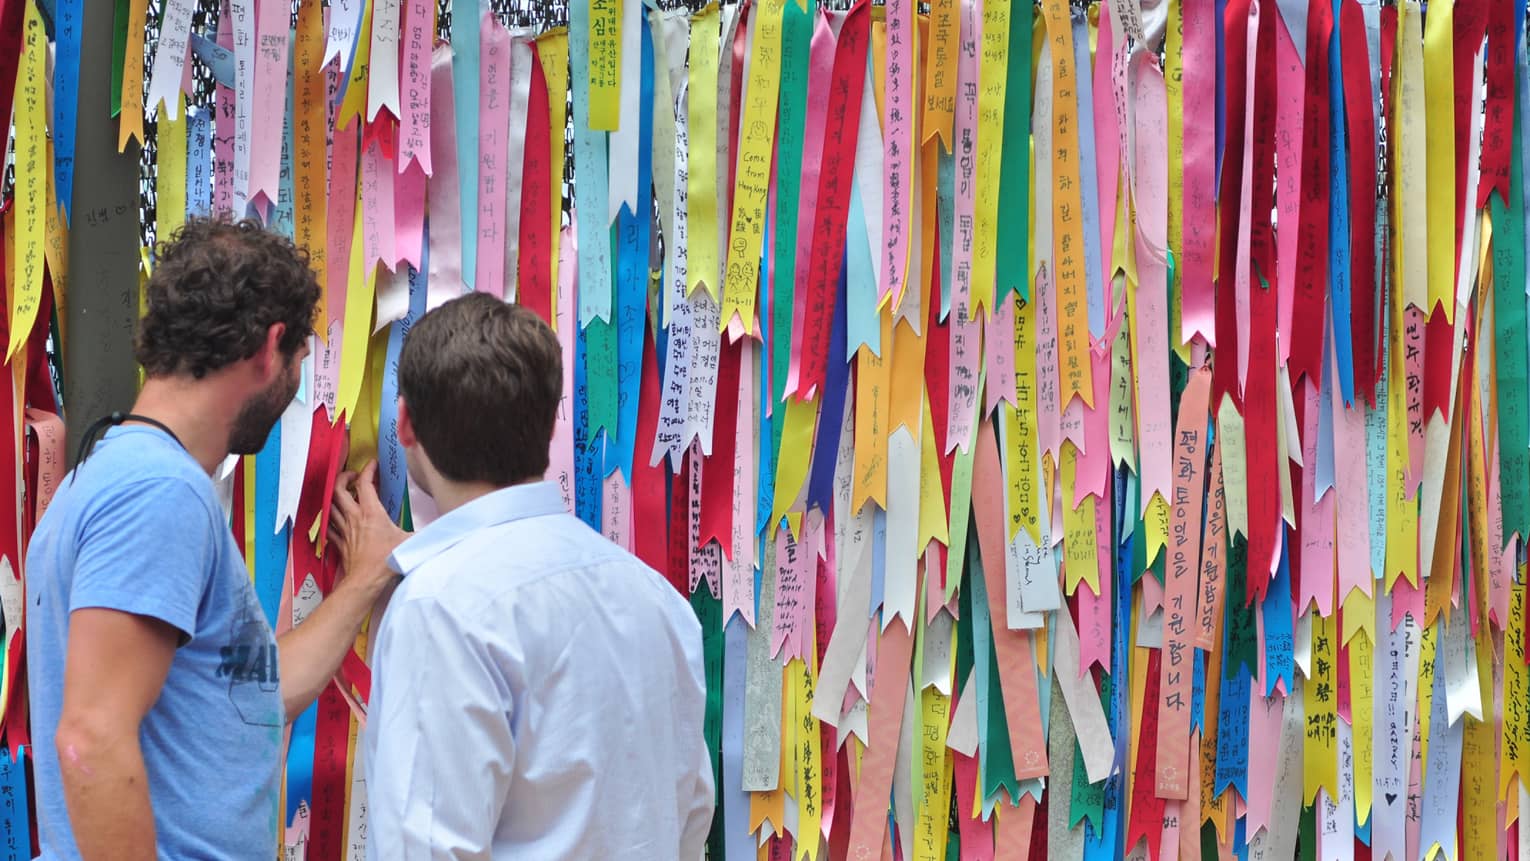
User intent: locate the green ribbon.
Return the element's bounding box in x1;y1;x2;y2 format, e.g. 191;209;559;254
689;585;725;858
996;5;1033;303
1200;821;1219;861
773;1;813;415
1493;78;1529;547
968;518;1019;805
1223;534;1258;681
1068;681;1108;831
1298;803;1318;861
111;0;129;117
584;230;622;445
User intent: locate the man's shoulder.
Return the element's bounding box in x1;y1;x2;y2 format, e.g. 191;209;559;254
398;515;678;610
52;442;218;532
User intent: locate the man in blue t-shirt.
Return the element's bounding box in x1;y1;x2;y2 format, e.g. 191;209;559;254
27;219;402;860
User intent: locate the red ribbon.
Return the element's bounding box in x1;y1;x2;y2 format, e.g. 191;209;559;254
1453;0;1488;279
1423;305;1455;422
924;253;955;589
1340;0;1378;406
1246;6;1281;603
0;0;24;150
1245;242;1281;604
698;339;742;557
519;42;554;325
1289;0;1333;389
307;685;352;861
796;0;871;400
1480;0;1515;208
1250;2;1277;287
1213;0;1252;407
1125;649;1166;858
666;466;690;595
633;324;669;573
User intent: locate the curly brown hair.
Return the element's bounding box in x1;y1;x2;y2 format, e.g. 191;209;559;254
399;293;563;486
135;218;320;379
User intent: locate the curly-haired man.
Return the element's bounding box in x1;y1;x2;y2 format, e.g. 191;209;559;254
26;219;399;860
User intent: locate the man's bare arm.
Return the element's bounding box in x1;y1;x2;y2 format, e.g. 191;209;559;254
277;461;407;721
57;609;179;860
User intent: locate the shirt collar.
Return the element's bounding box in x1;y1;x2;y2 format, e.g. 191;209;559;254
388;480;566;575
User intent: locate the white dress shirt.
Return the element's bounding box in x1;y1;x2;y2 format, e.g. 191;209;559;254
364;481;714;860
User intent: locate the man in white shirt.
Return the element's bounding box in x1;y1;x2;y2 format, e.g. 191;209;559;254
331;293;714;859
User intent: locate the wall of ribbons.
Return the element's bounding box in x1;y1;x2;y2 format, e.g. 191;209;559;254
2;0;1528;858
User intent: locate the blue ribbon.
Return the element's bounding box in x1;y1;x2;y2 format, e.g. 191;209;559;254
1317;308;1338;496
1110;467;1133;774
608;21;655;480
1214;664;1251;800
757;183;777;536
54;0;81;222
1073;12;1105;338
379;238;428;521
1191;647;1207;734
574;320;603;531
1329;5;1355;406
1215;0;1228;182
453;5;481;288
1262;532;1295;696
570;0;613;325
846;174;881;357
284;703;317;824
191;32;235;88
253;419;286;629
0;747;30;849
806;253;851;513
938;148;956;322
187;108;213;218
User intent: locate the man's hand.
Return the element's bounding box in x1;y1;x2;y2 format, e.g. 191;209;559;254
329;461;410;595
277;461;410;721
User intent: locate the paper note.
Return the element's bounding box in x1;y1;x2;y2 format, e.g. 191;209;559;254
687;5;721;300
589;0;624;130
1156;367;1210;799
720;0;784;334
366;0;401;124
1043;0;1092;409
744;556;784;791
9;1;45;363
475;20;512;297
845;622;914;857
1055;607;1115;783
1396;2;1429;313
881;0;914;310
501;31;535;301
571;1;614;324
146;0;197;120
324;0;363;67
969;0;1009;318
248;0;290;210
398;0;433;174
949;0;980;318
1502;580;1528;802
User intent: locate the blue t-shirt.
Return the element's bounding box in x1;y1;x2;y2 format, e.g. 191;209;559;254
26;426;283;860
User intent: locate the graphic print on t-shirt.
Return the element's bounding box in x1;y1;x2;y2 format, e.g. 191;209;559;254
217;585;282;728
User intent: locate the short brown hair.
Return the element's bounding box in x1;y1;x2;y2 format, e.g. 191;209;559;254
136;218;320;379
399;293;562;486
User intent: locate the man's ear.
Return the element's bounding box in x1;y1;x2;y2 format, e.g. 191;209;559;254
256;322;287;378
397;397;418;448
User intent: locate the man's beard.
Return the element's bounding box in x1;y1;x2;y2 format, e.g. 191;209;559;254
228;357;301;455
